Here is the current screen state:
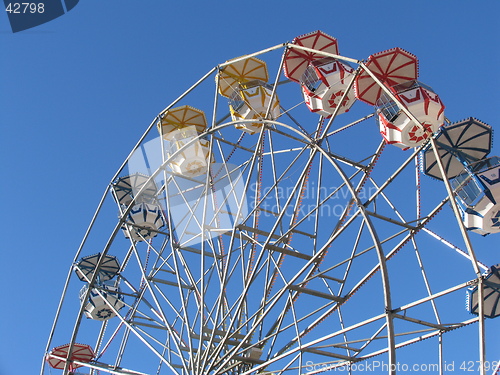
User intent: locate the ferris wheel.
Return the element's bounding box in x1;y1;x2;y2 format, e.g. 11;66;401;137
42;31;500;375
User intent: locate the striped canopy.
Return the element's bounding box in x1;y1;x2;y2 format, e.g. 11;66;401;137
283;30;339;83
217;56;269;98
158;105;207;140
46;343;95;370
355;47;418;105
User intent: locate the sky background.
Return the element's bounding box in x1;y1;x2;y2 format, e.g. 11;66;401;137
1;1;500;375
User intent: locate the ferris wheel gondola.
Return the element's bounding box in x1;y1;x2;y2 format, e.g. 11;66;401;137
421;118;500;235
284;30;356;117
218;56;280;134
74;253;125;321
467;264;500;319
421;117;493;180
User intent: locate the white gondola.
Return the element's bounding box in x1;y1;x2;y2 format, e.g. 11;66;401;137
300;57;356;117
79;282;125;321
157;106;212;178
229;80;280;134
167;127;211;177
376;80;444;150
217;56;278;135
123;202;165;241
467;264;500;318
452;156;500;235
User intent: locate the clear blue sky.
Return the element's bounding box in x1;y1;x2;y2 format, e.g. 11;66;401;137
1;1;500;375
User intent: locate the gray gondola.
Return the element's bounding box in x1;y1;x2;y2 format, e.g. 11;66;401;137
421;117;499;235
467;264;500;319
